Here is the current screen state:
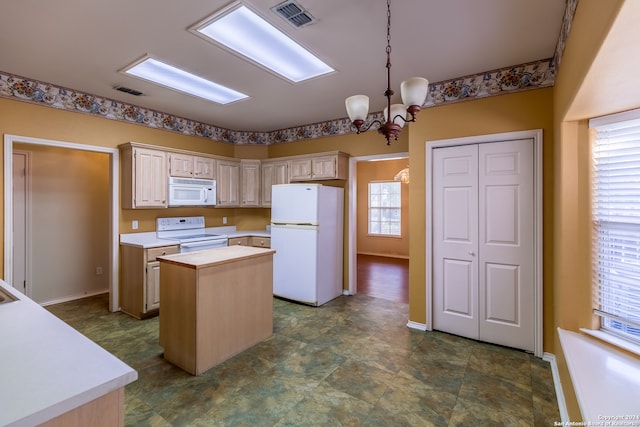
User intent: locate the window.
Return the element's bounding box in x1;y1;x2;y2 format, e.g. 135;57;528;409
590;109;640;345
368;181;401;236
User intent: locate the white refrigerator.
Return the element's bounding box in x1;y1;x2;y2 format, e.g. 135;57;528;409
270;183;344;306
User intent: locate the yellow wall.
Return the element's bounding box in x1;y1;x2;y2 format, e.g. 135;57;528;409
1;87;553;317
407;88;555;335
551;0;638;421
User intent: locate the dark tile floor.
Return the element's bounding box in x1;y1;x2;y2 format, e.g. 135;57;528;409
47;293;560;426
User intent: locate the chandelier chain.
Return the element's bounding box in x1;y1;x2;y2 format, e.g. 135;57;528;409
386;0;392;56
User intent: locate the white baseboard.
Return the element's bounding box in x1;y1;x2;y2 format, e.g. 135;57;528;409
543;352;569;424
39;289;109;307
406;320;427;331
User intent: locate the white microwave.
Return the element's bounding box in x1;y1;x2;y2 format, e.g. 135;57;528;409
168;177;216;207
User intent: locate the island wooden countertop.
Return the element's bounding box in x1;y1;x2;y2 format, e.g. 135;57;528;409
158;245;276;269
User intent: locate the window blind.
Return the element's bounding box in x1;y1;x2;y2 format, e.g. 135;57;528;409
590;110;640;344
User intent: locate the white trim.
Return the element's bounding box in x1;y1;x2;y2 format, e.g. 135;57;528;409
543;352;570;425
425;129;544;356
347;152;408;297
407;320;427;331
3;134;120;312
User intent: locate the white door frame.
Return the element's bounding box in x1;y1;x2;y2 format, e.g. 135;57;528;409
3;134;120;312
425;129;543;357
347;152;409;296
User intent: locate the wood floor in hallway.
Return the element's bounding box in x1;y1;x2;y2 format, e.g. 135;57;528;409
357;254;409;304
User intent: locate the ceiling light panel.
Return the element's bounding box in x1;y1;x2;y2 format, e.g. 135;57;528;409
122;57;248;105
191;3;334;83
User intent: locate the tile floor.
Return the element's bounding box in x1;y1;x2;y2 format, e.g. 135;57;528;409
47;293;560;426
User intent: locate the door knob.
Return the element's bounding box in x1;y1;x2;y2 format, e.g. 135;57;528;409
468;251;475;256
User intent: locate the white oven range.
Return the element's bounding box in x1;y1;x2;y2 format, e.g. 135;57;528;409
156;216;228;253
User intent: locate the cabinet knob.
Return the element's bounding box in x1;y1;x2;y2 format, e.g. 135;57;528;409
162;251;166;255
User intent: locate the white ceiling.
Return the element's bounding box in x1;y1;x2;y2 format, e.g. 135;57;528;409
0;0;566;132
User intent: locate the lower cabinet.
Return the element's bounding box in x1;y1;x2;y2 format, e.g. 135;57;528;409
228;236;271;248
120;244;179;319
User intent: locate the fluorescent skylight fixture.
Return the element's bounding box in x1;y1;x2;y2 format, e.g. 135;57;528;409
192;3;334;83
123;57;248;104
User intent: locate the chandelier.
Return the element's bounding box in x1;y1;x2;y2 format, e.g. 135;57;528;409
345;0;429;145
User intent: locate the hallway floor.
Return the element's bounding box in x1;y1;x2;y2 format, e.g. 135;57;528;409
47;293;560;426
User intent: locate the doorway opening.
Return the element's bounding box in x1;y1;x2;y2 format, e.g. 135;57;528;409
3;134;120;311
347;152;409;304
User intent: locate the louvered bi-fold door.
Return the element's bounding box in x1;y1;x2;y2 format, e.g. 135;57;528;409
432;139;534;352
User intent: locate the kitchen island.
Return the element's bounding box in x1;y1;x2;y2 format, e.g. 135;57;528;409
158;245;275;375
0;281;136;427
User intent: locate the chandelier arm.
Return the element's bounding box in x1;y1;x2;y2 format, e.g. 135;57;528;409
353;119;383;134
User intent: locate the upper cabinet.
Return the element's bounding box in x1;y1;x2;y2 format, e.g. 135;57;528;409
217;159;241;207
241;159;261;207
121;144;168;209
261;160;289;207
169;153;215;179
289;152;349;181
120;143;348;210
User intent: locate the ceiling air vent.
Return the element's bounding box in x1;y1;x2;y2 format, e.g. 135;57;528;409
114;85;144;96
271;1;316;28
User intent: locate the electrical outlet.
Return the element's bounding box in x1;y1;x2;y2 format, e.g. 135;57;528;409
95;267;103;276
132;220;138;230
223;216;227;225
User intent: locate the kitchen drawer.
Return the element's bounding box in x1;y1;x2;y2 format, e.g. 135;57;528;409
250;236;271;248
228;237;249;246
147;245;179;261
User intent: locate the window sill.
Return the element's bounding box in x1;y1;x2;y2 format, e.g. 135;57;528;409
580;328;640;357
558;328;640;423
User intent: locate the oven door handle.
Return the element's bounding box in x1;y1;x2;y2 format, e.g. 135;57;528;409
180;240;227;249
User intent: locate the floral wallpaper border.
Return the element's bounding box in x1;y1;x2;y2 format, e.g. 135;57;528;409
0;58;556;146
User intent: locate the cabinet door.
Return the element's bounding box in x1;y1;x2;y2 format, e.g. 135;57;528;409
311;155;337;179
134;148;167;208
261;161;289;206
169;153;194;177
194;156;215;179
217;160;240;206
145;261;161;312
289;158;312;181
241;160;261;207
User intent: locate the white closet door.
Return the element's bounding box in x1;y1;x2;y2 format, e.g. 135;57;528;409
432;139;534;352
478;140;534;351
433;144;479;339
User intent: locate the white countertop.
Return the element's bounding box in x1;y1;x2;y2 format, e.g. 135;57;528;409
120;226;270;248
0;282;137;427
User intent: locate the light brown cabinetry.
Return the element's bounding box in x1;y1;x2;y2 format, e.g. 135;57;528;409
120;244;179;319
289;152;349;181
169;153;215;179
158;247;275;375
228;236;270;248
250;236;271;248
120;144;168;209
228;237;249;246
261;160;289;207
241;159;261;207
217;159;241;206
